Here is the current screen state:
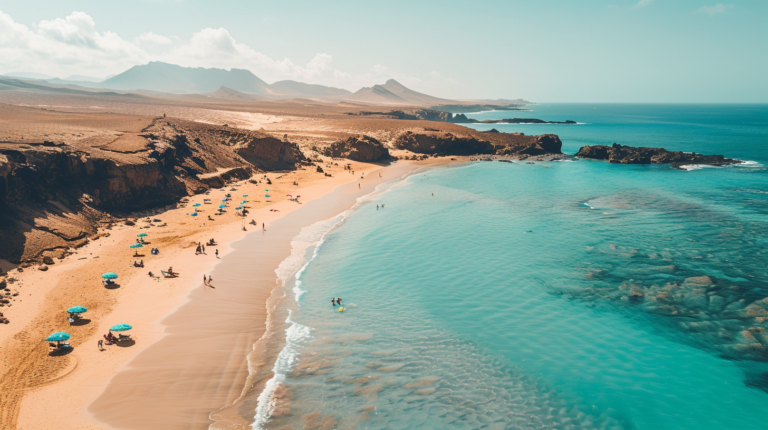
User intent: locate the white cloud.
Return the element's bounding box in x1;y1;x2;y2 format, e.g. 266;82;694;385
134;32;174;46
695;3;734;15
632;0;653;9
0;10;457;93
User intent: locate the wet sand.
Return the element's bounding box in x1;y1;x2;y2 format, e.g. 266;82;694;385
87;162;430;429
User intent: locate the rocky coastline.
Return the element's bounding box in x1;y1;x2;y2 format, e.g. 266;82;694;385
576;143;740;169
0;118;307;264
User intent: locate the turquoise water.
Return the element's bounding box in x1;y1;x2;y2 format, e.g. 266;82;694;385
258;105;768;429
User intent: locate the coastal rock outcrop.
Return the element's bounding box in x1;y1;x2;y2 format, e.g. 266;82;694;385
234;135;305;171
495;134;563;156
576;143;739;168
323;135;391;162
393;130;564;157
394;131;495;155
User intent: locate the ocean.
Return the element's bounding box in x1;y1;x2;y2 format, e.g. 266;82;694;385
252;104;768;429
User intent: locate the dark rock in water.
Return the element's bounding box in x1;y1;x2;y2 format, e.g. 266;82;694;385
323;135;391;162
479;118;578;125
575;143;739;169
496;134;563;156
483;128;500;133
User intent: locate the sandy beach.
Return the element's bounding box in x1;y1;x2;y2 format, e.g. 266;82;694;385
0;156;446;430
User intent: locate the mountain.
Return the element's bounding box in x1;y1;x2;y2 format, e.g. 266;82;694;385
3;72;57;80
63;74;104;82
100;62;271;94
268;80;351;98
348;79;454;106
204;86;260;101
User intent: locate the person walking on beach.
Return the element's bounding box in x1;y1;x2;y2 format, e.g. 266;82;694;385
203;274;207;285
202;244;206;254
376;204;379;210
216;249;219;258
358;183;361;189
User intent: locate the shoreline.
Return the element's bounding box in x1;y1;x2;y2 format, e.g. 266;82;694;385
212;160;451;429
88;160;441;430
1;157;446;429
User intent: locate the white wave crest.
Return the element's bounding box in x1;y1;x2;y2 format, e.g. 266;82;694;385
252;311;311;429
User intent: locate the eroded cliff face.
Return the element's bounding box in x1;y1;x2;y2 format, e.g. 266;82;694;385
0;117;307;263
576;143;739;168
323;135;391;162
394;131;495;155
393;131;563;156
234;136;305;170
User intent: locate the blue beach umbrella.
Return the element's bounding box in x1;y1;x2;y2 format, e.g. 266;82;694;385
236;206;243;210
102;272;118;279
190;212;198;217
219;204;226;208
264;188;269;191
265;194;270;198
46;332;71;342
137;233;148;237
242;194;248;197
110;324;132;332
192;203;201;207
129;243;143;249
66;306;87;314
221;198;228;202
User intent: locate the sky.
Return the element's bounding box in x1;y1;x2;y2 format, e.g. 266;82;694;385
0;0;766;102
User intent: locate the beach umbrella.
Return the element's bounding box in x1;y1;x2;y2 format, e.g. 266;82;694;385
286;194;292;197
236;206;243;210
242;194;248;197
110;324;132;332
129;243;143;249
66;306;87;314
264;188;269;191
137;233;148;237
46;332;71;342
265;195;270;198
219;204;226;208
102;272;118;279
192;203;201;207
190;212;198;217
226;193;231;197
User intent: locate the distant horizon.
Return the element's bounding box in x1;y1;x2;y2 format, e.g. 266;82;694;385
1;1;766;103
3;61;768;105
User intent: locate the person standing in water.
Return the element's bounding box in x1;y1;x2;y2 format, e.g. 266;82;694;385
331;298;336;306
337;298;342;305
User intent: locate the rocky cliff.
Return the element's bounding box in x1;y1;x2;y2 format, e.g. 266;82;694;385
394;131;495;155
576;143;739;168
0;117;306;263
394;130;563;157
323;135;391;162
